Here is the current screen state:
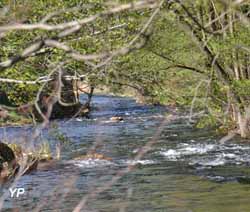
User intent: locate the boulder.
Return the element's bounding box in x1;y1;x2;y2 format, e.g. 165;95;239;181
0;142;16;165
0;142;19;182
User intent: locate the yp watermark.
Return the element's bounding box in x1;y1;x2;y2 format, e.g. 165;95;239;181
9;188;25;198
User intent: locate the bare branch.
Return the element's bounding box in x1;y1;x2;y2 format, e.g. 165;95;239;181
150;50;205;74
0;1;159;33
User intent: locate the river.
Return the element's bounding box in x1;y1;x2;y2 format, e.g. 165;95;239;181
1;95;250;212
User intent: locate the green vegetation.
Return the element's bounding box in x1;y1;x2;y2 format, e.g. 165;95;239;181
0;0;250;137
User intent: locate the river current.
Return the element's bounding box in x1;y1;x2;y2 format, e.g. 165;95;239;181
1;95;250;212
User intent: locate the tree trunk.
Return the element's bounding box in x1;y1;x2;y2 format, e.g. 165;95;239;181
0;91;13;106
34;74;92;120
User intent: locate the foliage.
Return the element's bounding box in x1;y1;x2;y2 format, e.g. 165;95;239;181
1;0;250;136
0;0;148;105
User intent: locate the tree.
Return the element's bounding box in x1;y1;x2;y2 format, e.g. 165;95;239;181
168;0;250;137
0;0;161;122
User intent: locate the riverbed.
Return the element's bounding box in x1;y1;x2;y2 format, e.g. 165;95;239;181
1;95;250;212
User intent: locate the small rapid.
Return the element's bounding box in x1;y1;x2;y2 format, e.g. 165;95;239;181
160;142;250;167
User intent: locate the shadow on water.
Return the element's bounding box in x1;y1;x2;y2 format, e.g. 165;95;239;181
1;95;250;211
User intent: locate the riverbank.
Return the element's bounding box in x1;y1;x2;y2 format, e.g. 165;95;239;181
0;114;33;127
0;90;170;127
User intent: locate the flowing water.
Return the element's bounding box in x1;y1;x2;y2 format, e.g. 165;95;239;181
1;95;250;212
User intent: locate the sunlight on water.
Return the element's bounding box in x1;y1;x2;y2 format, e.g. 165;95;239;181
1;95;250;211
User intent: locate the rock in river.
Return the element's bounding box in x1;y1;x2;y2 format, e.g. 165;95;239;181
0;142;19;182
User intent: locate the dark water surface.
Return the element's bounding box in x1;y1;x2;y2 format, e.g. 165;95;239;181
1;95;250;212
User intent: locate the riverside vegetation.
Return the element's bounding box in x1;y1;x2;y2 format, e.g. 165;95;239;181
0;1;250;182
